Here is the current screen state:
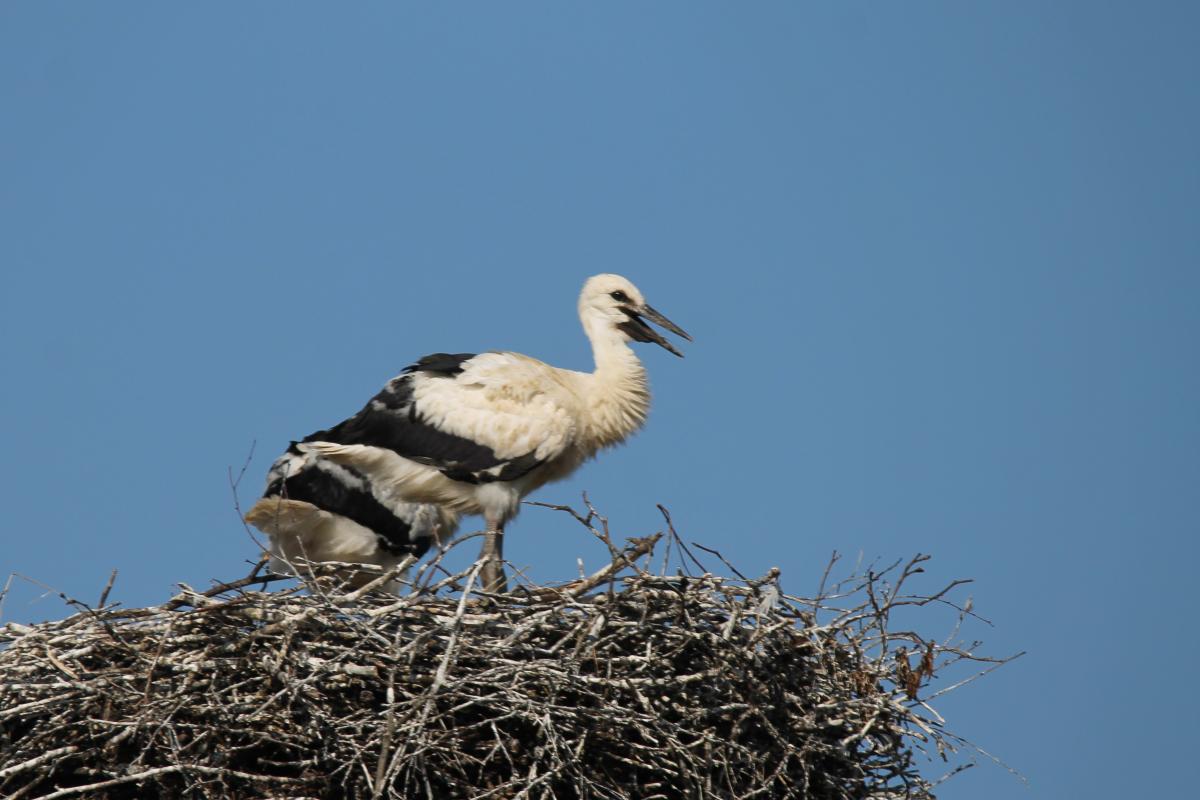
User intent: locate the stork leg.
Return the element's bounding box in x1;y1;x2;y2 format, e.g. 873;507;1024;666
480;515;508;593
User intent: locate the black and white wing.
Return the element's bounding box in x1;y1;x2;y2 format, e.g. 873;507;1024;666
298;352;578;496
245;444;458;576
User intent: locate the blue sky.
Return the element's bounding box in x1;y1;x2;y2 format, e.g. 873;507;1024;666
2;3;1197;797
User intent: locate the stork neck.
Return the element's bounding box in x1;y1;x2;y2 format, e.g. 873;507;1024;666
582;325;651;449
591;332;641;376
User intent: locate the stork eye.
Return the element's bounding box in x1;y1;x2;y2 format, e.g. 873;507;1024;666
610;290;629;302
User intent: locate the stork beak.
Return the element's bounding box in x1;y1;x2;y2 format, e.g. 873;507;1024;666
619;304;692;357
642;305;692;342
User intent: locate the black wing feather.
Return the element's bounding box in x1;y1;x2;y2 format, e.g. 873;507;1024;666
404;352;475;377
265;447;430;557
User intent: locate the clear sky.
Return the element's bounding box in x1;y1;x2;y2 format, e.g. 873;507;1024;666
2;3;1197;798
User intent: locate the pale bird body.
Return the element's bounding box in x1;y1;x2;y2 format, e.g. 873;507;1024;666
246;274;690;591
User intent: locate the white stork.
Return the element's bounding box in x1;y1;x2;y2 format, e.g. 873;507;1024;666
247;273;690;592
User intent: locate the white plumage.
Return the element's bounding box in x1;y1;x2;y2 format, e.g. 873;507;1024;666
247;273;690;591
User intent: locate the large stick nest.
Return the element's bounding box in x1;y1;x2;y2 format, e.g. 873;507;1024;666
1;503;1010;799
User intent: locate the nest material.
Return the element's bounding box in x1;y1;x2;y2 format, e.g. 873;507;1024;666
1;508;1005;799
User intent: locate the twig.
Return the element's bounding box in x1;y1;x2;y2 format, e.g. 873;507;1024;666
97;569;118;609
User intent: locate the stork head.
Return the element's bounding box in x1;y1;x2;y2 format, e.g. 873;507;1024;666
579;274;692;357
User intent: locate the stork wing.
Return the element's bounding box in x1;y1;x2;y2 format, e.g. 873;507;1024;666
301;352;576;485
251;446;443;555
